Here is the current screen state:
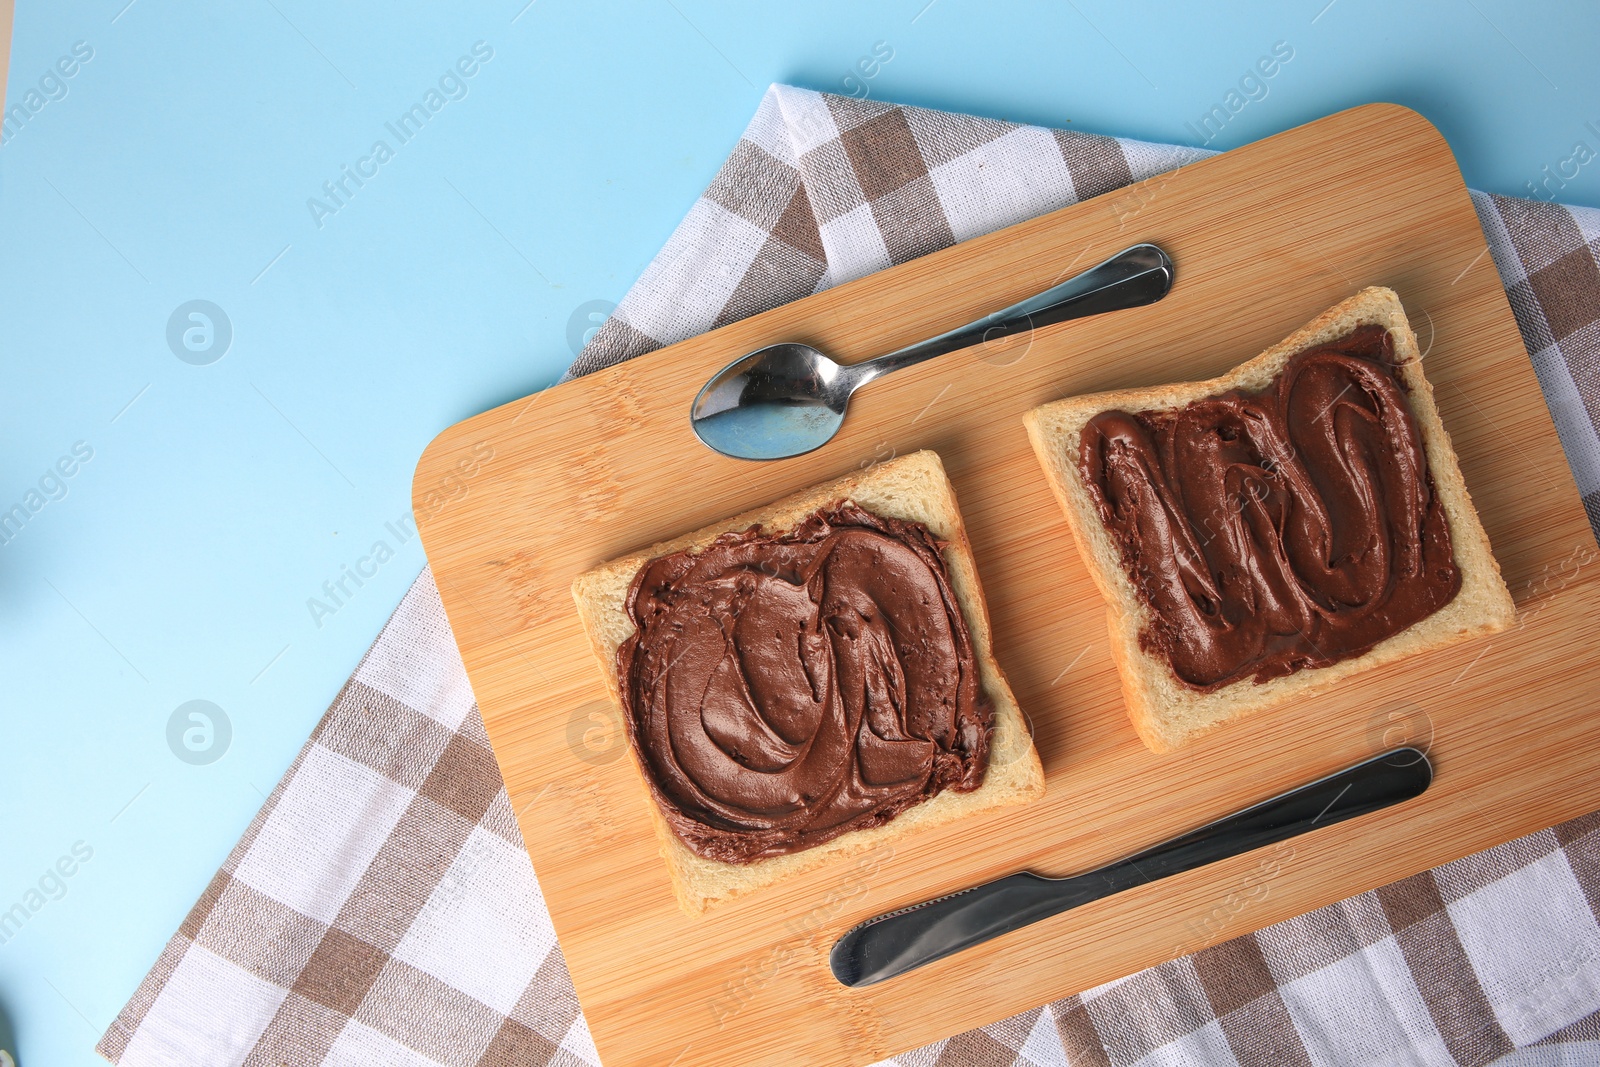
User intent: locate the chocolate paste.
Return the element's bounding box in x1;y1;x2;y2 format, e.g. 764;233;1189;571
617;503;993;864
1078;325;1461;691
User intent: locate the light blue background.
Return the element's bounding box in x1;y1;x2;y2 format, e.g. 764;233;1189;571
1;1;1596;1063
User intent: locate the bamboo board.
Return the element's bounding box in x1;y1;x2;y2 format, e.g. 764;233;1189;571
413;105;1600;1067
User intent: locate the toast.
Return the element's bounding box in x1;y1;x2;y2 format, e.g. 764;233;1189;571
571;450;1044;915
1025;287;1515;752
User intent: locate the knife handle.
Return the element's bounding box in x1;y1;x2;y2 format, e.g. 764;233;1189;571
829;747;1432;987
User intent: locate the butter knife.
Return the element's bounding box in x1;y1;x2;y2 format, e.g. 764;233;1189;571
829;747;1432;987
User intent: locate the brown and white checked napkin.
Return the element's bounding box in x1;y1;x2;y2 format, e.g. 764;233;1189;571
100;86;1600;1067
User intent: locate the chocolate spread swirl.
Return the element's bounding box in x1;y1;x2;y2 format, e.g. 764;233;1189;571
617;503;993;864
1078;324;1461;691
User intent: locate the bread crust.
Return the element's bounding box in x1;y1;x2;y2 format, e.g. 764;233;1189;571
1024;287;1516;752
570;450;1045;915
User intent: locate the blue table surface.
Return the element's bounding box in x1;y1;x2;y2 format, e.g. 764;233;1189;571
2;1;1597;1063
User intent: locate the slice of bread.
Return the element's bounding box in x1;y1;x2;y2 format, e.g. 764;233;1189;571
1025;287;1515;753
570;450;1044;916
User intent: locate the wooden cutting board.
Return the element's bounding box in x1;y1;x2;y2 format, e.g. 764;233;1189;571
413;104;1600;1067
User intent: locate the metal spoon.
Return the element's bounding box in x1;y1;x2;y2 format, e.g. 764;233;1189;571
689;243;1175;461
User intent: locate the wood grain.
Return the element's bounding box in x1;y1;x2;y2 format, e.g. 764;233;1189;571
413;105;1600;1067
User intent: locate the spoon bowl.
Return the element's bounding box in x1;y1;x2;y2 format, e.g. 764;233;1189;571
688;342;854;460
690;243;1174;460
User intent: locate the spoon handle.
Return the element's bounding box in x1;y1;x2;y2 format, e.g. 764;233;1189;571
850;243;1174;387
828;747;1433;987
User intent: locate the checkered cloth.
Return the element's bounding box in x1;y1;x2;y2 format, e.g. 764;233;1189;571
100;86;1600;1067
